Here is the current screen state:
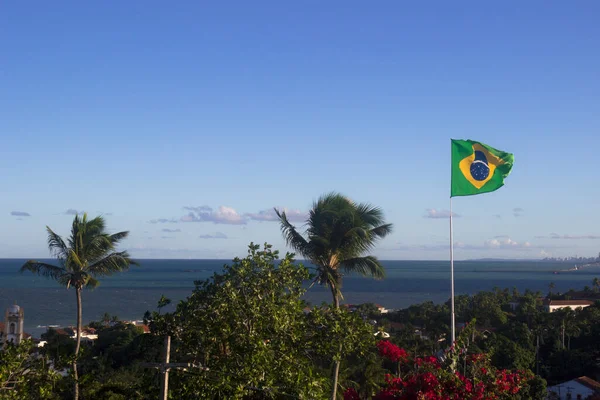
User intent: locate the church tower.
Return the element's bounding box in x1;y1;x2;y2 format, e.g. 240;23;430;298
4;303;24;345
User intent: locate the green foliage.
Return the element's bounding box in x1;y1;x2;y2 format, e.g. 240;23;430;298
305;306;377;364
484;334;535;371
354;303;381;320
40;329;76;370
79;366;150;400
517;376;548;400
0;340;62;400
94;324;144;368
149;243;331;399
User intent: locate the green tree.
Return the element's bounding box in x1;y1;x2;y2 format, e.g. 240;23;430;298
548;282;556;297
40;329;76;371
20;213;137;400
157;295;171;314
593;277;600;293
0;340;62;400
275;192;392;399
149;243;330;399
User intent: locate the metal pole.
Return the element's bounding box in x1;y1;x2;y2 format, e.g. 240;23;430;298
450;197;456;344
160;335;171;400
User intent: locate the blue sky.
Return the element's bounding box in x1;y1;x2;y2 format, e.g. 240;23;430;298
1;1;599;260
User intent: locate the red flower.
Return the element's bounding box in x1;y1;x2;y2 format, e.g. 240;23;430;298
377;340;409;363
343;387;360;400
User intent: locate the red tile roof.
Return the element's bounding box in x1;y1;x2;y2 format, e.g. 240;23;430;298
548;300;594;306
575;376;600;391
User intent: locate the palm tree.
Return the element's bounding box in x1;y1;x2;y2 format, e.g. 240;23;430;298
548;282;556;297
276;192;392;400
593;277;600;293
20;214;137;400
102;312;111;327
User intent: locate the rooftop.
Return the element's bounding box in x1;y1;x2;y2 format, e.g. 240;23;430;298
575;376;600;391
546;300;594;306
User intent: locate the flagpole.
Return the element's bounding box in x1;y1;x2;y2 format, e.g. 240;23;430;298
450;196;456;344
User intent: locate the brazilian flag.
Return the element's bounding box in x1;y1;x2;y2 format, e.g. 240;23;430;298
451;139;514;197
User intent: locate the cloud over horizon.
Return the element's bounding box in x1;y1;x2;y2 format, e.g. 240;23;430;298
536;233;600;240
245;208;307;223
198;232;228;239
424;209;460;219
11;211;31;217
161;228;181;233
149;218;179;224
182;206;246;225
389;236;535;252
484;237;531;249
64;209;84;216
178;205;308;225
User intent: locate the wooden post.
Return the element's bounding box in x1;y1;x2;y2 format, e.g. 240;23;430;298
141;335;208;400
160;335;171;400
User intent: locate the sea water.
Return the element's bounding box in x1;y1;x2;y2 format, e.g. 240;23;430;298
1;258;597;338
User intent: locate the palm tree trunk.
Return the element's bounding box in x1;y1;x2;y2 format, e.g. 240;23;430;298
73;286;82;400
330;283;341;400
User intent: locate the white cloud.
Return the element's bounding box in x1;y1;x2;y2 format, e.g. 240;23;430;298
536;233;600;240
484;237;531;249
182;206;246;225
65;209;84;215
424;209;460;219
11;211;31;217
198;232;228;239
149;218;179;224
245;208;307;223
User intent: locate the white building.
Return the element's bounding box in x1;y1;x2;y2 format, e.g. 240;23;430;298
547;376;600;399
544;300;594;313
1;304;25;346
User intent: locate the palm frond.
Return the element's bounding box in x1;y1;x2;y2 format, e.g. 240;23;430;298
369;223;393;239
68;249;84;272
46;227;69;260
109;231;129;243
355;202;386;228
88;251;137;277
20;261;67;281
275;208;310;257
58;274;74;288
340;256;386;279
84;234;114;263
86;276;100;289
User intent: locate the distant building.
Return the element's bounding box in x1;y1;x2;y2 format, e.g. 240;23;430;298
547;376;600;399
544;300;594;312
375;304;389;314
1;303;25;346
66;327;98;342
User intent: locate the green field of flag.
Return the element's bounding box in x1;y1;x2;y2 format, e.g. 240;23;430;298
451;139;514;197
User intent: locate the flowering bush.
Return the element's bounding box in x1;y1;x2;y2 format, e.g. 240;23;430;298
377;340;409;363
345;342;535;400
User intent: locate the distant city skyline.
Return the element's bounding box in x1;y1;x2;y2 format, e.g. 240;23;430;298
2;2;599;260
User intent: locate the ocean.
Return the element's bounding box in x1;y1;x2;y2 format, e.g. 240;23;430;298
1;258;598;338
